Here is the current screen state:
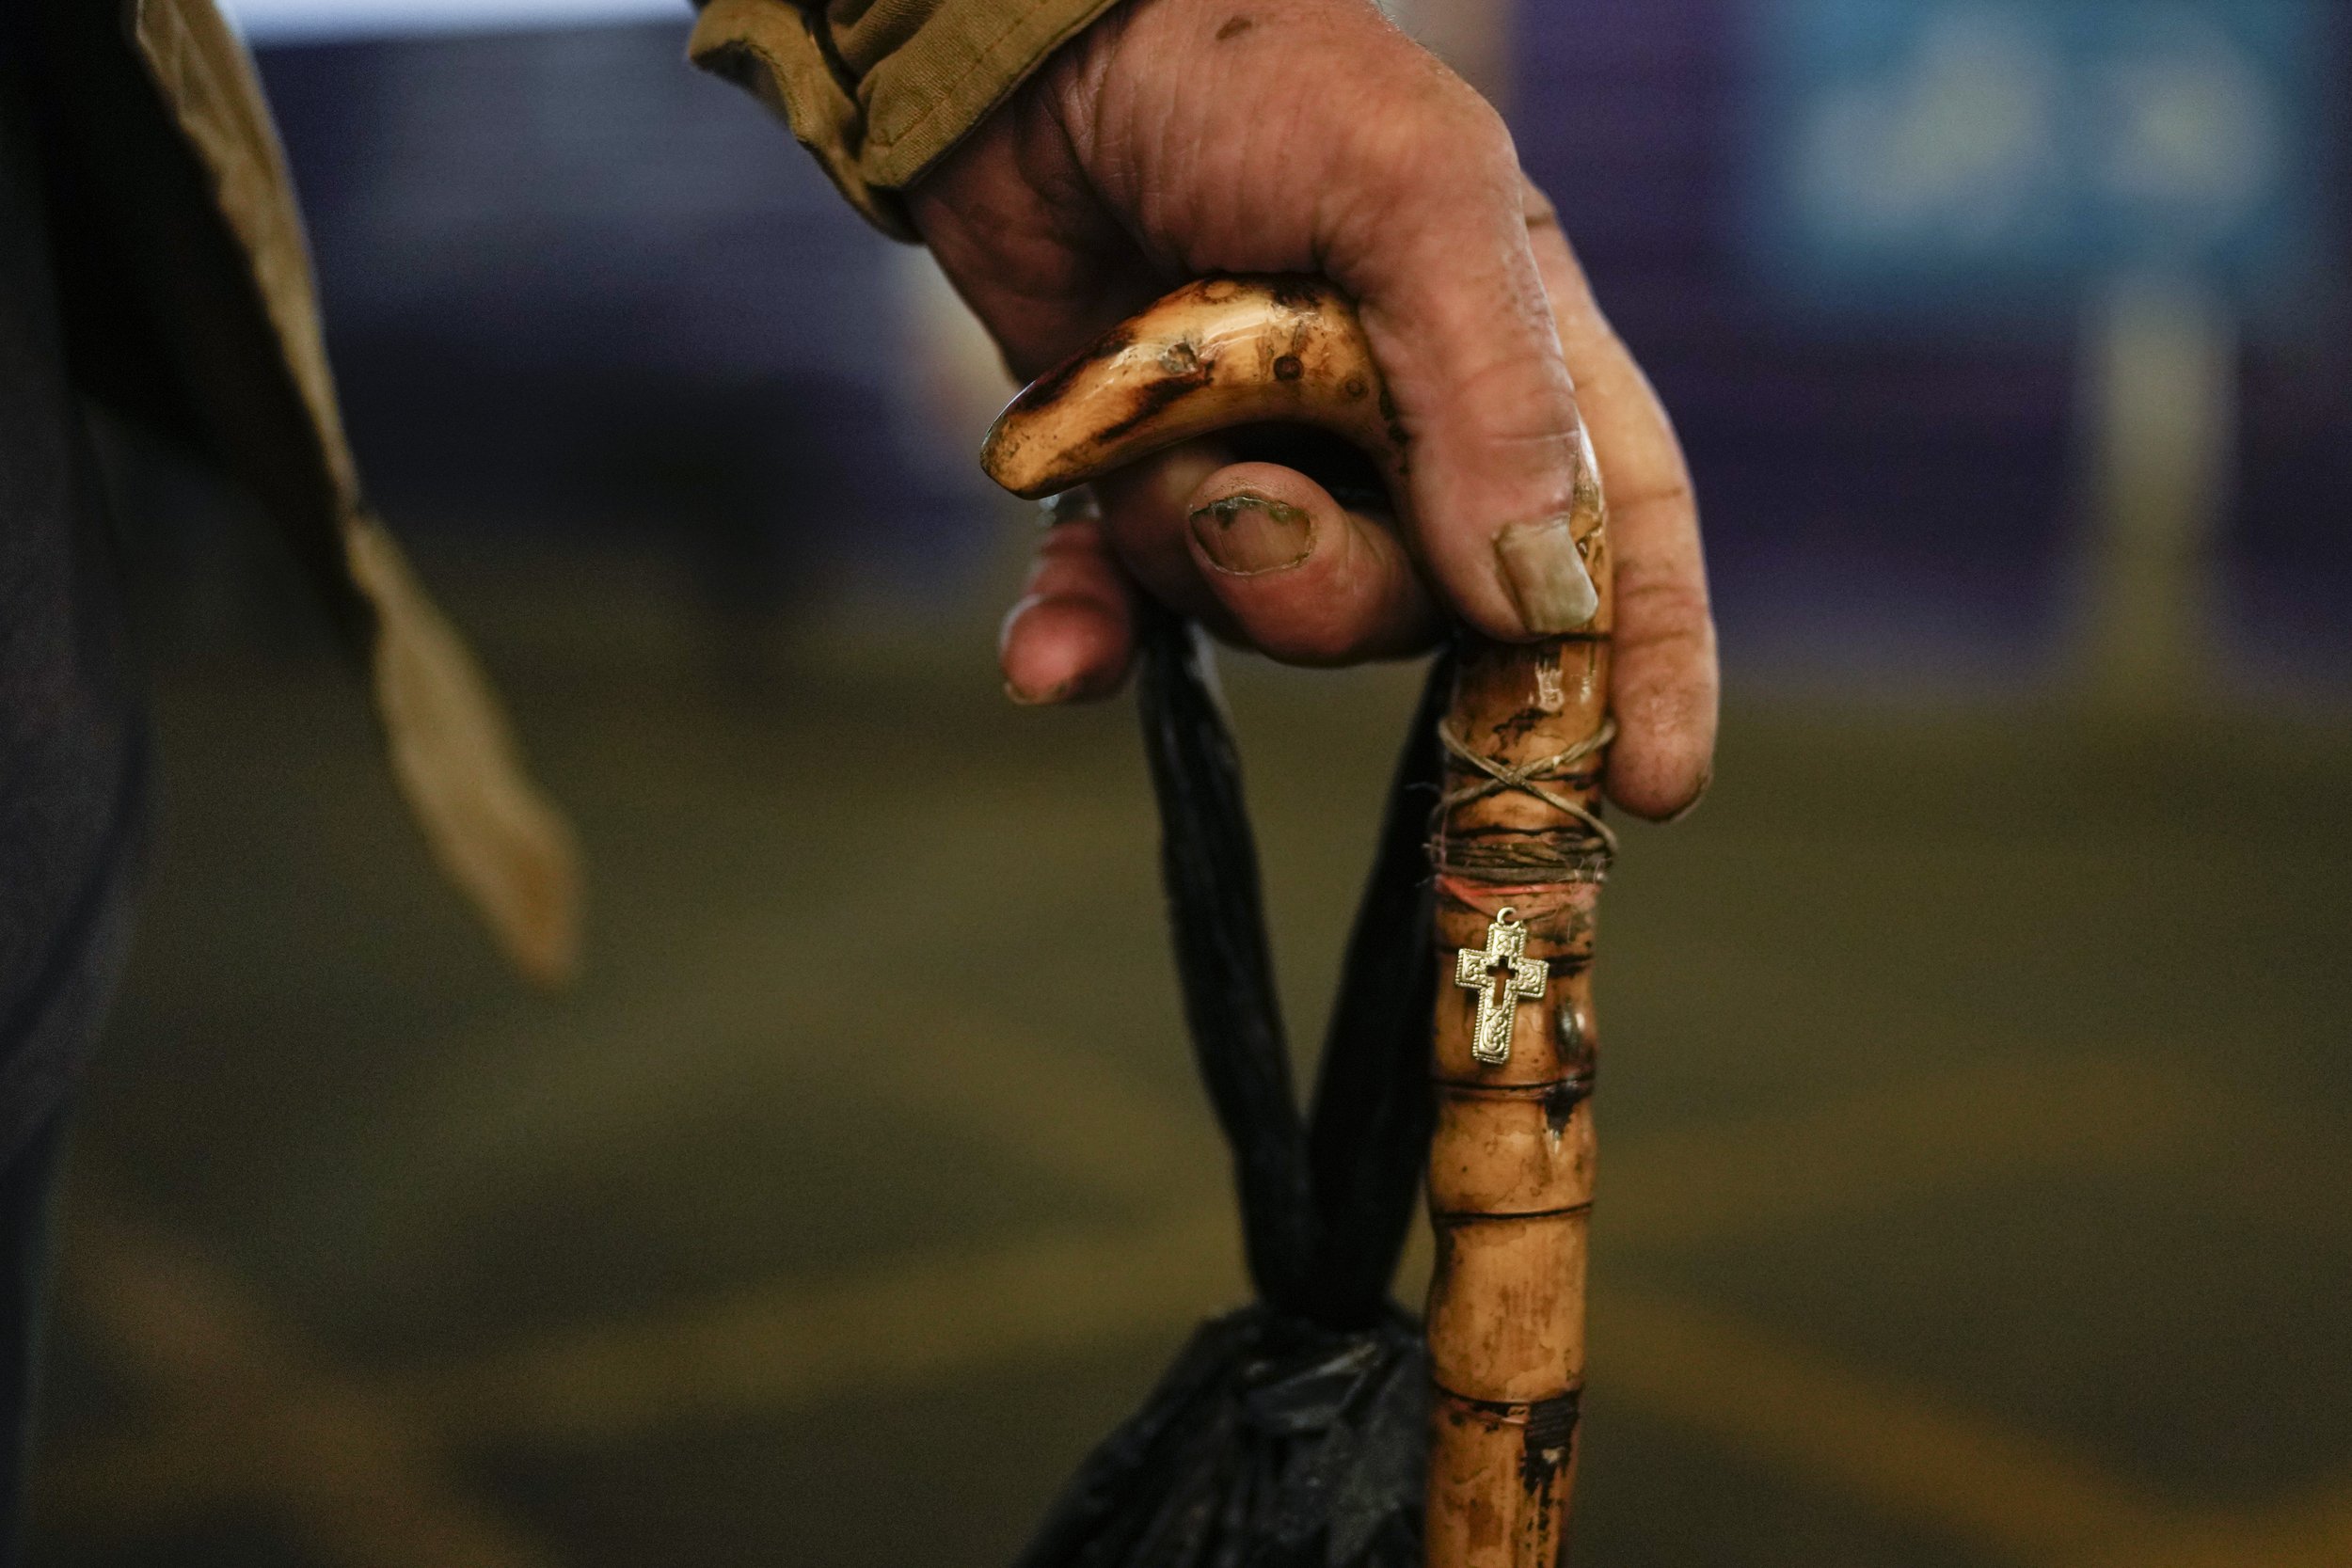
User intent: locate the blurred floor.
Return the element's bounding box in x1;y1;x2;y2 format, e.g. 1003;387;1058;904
21;542;2352;1568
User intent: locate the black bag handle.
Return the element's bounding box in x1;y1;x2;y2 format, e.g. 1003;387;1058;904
1135;610;1445;1328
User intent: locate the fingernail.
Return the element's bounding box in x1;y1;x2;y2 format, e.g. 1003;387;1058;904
1004;677;1073;706
1496;515;1599;633
1189;493;1314;577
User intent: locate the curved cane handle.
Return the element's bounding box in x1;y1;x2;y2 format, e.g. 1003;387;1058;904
983;276;1613;1568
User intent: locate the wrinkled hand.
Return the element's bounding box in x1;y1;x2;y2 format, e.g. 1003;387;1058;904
910;0;1716;817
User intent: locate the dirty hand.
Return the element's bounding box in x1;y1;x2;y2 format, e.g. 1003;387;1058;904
910;0;1715;817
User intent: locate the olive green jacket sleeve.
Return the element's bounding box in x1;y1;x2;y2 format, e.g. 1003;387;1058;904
688;0;1123;237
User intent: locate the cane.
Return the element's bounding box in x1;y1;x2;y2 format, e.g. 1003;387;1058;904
983;277;1613;1568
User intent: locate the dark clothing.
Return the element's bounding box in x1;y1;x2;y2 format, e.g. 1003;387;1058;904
0;8;149;1170
1;28;151;1559
0;1114;66;1558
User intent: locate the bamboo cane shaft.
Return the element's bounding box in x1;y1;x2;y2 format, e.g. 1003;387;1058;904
1428;1090;1596;1218
1426;1210;1591;1400
1426;483;1613;1566
1426;1389;1584;1567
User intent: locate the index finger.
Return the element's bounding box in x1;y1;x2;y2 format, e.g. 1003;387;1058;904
1323;87;1606;643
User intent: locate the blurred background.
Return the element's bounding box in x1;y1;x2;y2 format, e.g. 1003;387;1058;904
27;1;2352;1565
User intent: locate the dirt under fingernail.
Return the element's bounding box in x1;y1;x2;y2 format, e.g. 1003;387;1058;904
1190;493;1314;577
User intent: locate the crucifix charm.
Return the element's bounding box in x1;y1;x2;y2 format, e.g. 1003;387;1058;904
1454;907;1548;1066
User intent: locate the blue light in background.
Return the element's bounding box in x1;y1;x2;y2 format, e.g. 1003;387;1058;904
1742;0;2343;330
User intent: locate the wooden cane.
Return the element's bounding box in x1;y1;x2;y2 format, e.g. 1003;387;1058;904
982;276;1613;1568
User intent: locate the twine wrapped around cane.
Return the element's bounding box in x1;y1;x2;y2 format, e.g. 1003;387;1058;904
1433;718;1618;871
983;277;1617;1568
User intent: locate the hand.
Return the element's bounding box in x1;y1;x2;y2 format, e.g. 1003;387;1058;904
909;0;1716;818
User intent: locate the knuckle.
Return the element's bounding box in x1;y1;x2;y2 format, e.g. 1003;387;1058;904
1613;571;1716;644
1453;350;1581;433
1335;66;1515;205
1612;472;1697;522
1427;356;1586;501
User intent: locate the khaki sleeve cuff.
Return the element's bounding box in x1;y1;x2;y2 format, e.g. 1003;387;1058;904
689;0;1122;240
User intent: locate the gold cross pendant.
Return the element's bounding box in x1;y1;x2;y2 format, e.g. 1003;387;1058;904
1454;908;1548;1066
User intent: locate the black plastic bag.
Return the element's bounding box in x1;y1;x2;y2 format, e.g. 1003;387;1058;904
1016;613;1448;1568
